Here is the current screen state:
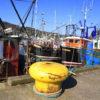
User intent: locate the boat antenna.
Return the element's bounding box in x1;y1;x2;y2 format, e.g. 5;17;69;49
34;0;38;37
69;15;72;35
53;10;59;39
81;0;94;29
54;10;57;32
40;12;46;38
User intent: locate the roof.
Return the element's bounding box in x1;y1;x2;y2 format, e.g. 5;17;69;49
64;36;93;42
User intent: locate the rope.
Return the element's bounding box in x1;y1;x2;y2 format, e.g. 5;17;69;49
23;0;36;24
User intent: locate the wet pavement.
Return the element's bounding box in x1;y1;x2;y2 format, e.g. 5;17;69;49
0;69;100;100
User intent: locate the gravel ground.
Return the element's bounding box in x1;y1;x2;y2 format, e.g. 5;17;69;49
0;69;100;100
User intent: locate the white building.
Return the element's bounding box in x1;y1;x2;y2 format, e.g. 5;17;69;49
93;39;100;49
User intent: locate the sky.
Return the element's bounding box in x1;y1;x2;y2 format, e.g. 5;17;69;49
0;0;100;35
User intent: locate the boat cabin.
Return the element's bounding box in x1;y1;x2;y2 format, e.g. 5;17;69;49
61;36;88;49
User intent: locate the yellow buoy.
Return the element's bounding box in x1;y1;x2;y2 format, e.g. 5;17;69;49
29;61;69;96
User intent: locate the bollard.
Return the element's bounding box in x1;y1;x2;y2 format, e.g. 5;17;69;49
29;61;69;97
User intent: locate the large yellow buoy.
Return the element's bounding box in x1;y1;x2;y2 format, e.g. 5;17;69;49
29;61;69;97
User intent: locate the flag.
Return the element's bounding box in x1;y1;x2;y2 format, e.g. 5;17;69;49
85;27;88;38
91;26;96;38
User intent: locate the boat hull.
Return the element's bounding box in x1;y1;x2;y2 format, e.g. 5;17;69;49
93;49;100;65
85;41;94;66
30;45;61;63
61;46;84;67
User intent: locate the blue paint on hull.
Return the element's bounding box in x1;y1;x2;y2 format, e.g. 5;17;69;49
93;50;100;65
85;41;94;66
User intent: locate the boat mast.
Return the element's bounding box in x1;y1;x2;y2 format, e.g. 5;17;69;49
81;0;94;38
54;10;57;32
34;0;38;38
40;12;46;38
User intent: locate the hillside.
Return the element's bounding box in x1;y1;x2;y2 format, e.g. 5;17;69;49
0;21;60;38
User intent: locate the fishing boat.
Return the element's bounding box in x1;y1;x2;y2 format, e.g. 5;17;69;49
61;36;88;67
29;37;61;63
84;26;97;66
60;22;98;67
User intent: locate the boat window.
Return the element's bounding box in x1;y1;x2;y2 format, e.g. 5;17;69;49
94;42;98;48
66;39;69;43
75;39;80;43
69;39;73;43
64;39;69;43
